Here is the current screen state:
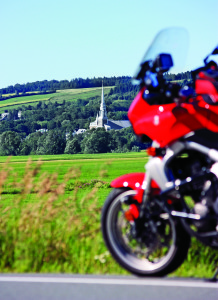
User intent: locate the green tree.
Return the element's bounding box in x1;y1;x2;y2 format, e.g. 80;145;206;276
37;130;66;155
15;123;29;134
47;120;56;130
0;131;21;156
64;137;81;154
19;132;43;155
36;134;47;155
81;128;109;154
19;142;31;155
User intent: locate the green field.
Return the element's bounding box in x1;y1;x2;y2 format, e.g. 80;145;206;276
0;152;147;188
0;152;217;277
0;86;113;112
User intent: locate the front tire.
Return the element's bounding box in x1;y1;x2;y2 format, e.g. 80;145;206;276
101;188;190;277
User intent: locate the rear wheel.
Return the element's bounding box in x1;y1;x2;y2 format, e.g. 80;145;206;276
101;188;190;277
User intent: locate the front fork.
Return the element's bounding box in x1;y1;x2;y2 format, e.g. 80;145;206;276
139;141;186;214
139;156;169;217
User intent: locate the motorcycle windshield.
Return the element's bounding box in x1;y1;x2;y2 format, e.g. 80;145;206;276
134;27;189;77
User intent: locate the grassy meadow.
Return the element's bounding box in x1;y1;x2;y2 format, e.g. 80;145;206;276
0;87;113;112
0;152;217;278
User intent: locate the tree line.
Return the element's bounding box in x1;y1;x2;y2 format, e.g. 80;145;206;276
0;76;129;95
0;127;150;156
0;71;193;96
0;90;56;101
164;71;193;81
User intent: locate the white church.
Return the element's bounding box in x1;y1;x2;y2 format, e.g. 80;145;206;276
89;82;131;130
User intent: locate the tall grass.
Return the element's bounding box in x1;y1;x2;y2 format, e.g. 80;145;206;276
0;158;126;274
0;157;217;277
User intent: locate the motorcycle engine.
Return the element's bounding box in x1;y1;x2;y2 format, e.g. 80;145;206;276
168;151;218;232
168;150;207;198
209;162;218;215
192;163;218;232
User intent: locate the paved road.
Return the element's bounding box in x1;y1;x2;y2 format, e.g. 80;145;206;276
0;274;217;300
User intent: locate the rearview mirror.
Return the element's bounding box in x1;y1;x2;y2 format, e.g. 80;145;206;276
153;53;173;72
212;46;218;55
204;46;218;64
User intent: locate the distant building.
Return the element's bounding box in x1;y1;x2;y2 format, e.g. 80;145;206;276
36;128;48;133
0;112;9;121
0;110;22;121
18;111;22;119
76;129;87;134
89;82;131;130
66;129;87;140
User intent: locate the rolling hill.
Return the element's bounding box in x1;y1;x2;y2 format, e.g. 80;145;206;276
0;86;114;113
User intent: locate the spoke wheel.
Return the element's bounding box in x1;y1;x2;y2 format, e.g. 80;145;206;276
101;188;190;277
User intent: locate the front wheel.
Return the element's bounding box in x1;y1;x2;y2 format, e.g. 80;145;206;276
101;188;190;277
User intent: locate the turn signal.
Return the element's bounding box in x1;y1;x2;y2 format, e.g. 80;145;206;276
146;147;157;157
124;210;134;222
124;204;139;221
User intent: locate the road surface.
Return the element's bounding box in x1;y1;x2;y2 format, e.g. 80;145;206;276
0;274;217;300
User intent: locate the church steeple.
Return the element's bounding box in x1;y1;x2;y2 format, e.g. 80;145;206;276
100;80;107;119
89;80;110;129
98;80;107;126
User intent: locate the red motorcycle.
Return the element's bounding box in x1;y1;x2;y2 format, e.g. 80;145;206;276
101;28;218;278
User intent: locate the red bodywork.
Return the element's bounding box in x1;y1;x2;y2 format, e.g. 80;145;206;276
111;73;218;218
128;87;218;148
111;173;160;220
111;172;159;203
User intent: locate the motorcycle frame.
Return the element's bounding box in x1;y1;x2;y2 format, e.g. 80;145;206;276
111;138;218;222
146;139;218;193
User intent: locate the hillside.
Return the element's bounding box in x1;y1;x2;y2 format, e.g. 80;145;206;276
0;79;149;156
0;86;113;112
0;72;192;156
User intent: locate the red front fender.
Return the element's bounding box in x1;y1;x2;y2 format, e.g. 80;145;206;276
111;173;159;203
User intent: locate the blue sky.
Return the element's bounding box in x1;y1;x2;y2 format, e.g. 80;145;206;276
0;0;217;89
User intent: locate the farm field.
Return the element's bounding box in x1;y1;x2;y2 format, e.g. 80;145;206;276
0;86;113;112
0;152;147;206
0;152;217;278
0;152;147;184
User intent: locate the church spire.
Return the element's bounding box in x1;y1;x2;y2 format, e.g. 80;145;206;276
89;80;109;129
100;80;107;118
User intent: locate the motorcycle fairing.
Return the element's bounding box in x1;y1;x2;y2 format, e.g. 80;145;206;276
128;88;218;148
111;172;159;203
